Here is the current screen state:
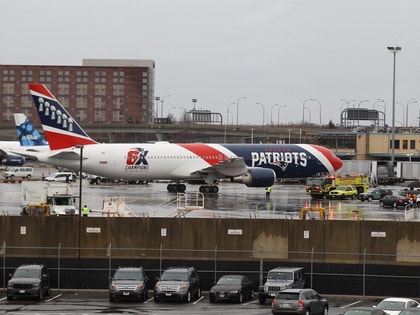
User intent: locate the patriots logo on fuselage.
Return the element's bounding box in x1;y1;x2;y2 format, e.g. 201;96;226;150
125;148;149;171
251;151;308;171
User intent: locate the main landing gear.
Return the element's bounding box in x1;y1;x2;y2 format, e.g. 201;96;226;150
166;183;219;193
167;183;187;192
199;185;219;193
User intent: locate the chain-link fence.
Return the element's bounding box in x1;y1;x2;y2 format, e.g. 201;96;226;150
2;243;420;297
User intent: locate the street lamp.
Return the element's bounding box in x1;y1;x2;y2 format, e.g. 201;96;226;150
256;103;265;125
302;99;312;124
304;107;312;125
406;98;417;127
357;99;369;126
226;102;235;125
388;46;402;171
310;98;321;128
154;96;160;119
373;99;386;126
75;145;84;217
161;95;170;118
340;99;355;112
236;96;246;125
277;105;287;126
271;104;278;125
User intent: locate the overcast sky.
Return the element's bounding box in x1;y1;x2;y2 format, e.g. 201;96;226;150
2;0;420;127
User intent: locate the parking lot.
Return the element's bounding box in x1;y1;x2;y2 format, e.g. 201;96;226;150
0;290;389;315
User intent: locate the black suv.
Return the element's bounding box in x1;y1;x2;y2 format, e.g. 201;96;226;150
154;267;201;303
7;264;51;300
109;266;149;302
359;188;393;202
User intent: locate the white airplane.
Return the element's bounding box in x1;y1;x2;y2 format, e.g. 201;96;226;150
0;113;49;165
20;84;343;193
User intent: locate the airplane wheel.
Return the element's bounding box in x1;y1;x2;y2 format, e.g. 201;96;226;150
211;186;219;193
179;184;186;192
204;186;211;193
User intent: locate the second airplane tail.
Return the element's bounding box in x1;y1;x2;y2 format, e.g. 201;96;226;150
14;113;48;147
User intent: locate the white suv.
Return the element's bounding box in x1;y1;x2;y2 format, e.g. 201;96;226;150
3;167;34;179
44;172;76;183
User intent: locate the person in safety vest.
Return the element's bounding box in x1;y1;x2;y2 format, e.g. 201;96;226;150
265;186;271;199
82;205;89;217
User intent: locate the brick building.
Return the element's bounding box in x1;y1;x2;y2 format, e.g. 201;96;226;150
0;59;155;126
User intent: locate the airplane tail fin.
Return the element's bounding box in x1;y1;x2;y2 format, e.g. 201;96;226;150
28;84;98;150
14;113;48;147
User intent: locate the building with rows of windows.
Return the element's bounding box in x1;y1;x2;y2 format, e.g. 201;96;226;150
0;59;155;126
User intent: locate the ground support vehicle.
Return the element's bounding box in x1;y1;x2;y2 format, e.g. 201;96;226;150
109;266;149;302
271;288;328;315
258;267;305;305
154;267;201;303
3;167;34;179
21;181;78;216
328;185;358;199
306;175;369;199
7;264;51;300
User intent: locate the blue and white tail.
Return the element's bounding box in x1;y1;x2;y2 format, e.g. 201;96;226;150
14;113;48;147
29;84;98;150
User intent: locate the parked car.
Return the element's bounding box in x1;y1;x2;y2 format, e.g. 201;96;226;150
329;185;358;199
271;288;328;315
3;167;34;179
44;172;76;183
209;274;254;303
258;267;305;304
343;307;390;315
7;264;51;300
154;266;200;303
359;188;393;202
109;266;149;302
379;195;410;209
376;297;420;315
399;308;420;315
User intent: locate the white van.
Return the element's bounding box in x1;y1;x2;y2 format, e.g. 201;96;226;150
44;172;76;183
3;167;34;179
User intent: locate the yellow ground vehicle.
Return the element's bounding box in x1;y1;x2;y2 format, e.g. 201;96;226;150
306;174;369;199
328;185;358;199
300;207;326;220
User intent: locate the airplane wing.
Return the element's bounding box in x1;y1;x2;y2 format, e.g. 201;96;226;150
10;149;82;161
195;157;248;177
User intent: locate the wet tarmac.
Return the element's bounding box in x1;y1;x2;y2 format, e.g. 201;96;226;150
0;166;418;221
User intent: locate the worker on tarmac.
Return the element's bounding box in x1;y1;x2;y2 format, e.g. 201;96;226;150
82;205;89;217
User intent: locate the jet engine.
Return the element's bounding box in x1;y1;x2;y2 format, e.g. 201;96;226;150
232;168;276;187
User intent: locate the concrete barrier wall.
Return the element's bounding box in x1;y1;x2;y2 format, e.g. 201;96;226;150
1;216;420;265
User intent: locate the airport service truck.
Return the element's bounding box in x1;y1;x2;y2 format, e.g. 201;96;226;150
21;181;78;216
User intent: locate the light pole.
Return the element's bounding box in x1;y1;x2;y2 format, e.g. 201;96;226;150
304;107;312;125
340;99;355;112
236;96;246;125
302;99;312;124
396;102;405;128
161;95;170;118
256;103;265;125
277;105;287;126
226;102;235;125
270;104;278;125
388;46;401;171
154;96;160;119
373;99;386;126
310;98;321;128
406;98;417;127
76;145;84;217
357;99;369;126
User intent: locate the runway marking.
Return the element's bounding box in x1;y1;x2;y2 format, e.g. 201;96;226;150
341;300;362;308
46;294;62;302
